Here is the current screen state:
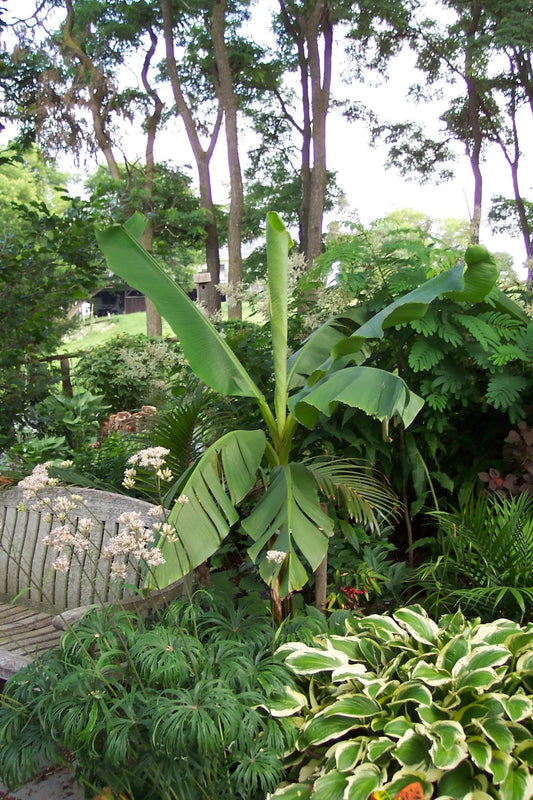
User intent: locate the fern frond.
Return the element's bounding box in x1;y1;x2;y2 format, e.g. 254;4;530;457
489;343;529;367
410;309;438;337
485;374;530;410
304;457;401;529
150;394;211;479
432;363;469;395
408;338;446;372
454;314;500;351
438;313;464;346
514;323;533;359
478;311;525;341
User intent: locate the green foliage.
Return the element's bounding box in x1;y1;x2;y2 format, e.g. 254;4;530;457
0;590;297;800
411;493;533;622
0;147;106;448
77;334;187;411
273;605;533;800
34;390;109;451
70;431;148;492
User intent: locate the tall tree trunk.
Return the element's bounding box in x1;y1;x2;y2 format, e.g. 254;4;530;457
465;2;483;244
161;0;222;316
211;0;243;320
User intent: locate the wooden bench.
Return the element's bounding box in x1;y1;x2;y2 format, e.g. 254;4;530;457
0;486;184;680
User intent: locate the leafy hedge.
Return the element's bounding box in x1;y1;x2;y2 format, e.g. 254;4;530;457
273;605;533;800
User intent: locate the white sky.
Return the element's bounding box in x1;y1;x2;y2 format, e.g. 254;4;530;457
2;0;532;277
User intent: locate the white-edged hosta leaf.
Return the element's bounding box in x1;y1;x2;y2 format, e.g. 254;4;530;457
391;682;433;707
411;661;452;687
328;636;364;660
454;667;499;692
311;770;347;800
514;740;533;768
382;771;436;799
430;737;468;771
466;737;493;771
393;607;439;645
269;783;313;799
516;650;533;672
417;704;450;725
480;719;515;753
297;714;361;748
430;720;466;750
488;750;514;784
436;635;470;673
358;615;409;641
499;765;533;800
267;686;309;717
463;793;495;800
331;664;369;682
284;647;349;675
366;737;395;764
504;631;533;656
436;761;483;797
317;695;382;720
394;730;431;768
344;763;382;800
331;739;366;773
452;645;510;676
384;717;413;739
498;693;533;722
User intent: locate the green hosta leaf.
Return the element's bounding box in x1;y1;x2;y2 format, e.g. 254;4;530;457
332;739;366;772
298;714;362;748
452;645;510;675
437;761;483;798
331;664;369;682
480;719;515;753
418;704;451;725
500;694;533;723
393;606;439;645
467;736;492;771
311;770;347;800
488;750;514;784
357;637;385;670
366;737;395;764
516;650;533;672
499;765;533;800
454;667;499;692
437;636;470;673
514;740;533;768
391;682;433;708
430;737;468;770
344;763;382;800
284;647;349;675
504;632;533;657
270;783;313;799
394;730;431;768
318;695;382;720
411;661;452;687
328;636;363;660
268;686;309;717
358;615;409;642
384;717;413;739
430;721;466;751
146;429;266;589
290;367;424;430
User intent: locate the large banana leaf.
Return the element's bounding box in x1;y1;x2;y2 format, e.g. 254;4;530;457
267;211;292;429
145;429;266;589
287;262;468;387
96;219;263;401
244;463;333;597
289;366;424;430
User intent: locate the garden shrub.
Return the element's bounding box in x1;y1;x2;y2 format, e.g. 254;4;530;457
273;604;533;800
0;590;298;800
77;334;187;411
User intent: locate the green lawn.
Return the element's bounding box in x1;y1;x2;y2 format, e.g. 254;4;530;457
62;302;264;354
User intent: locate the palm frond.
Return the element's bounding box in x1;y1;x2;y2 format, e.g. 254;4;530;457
150;393;212;479
304;457;401;530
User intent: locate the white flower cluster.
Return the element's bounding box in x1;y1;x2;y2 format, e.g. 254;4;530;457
123;447;173;488
266;550;287;565
16;462;165;580
102;510;165;580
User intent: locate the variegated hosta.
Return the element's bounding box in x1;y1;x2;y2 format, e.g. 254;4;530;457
269;605;533;800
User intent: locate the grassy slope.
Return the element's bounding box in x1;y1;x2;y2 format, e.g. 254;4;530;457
62;303;264;353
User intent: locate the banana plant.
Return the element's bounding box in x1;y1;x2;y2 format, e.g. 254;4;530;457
96;213;496;604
